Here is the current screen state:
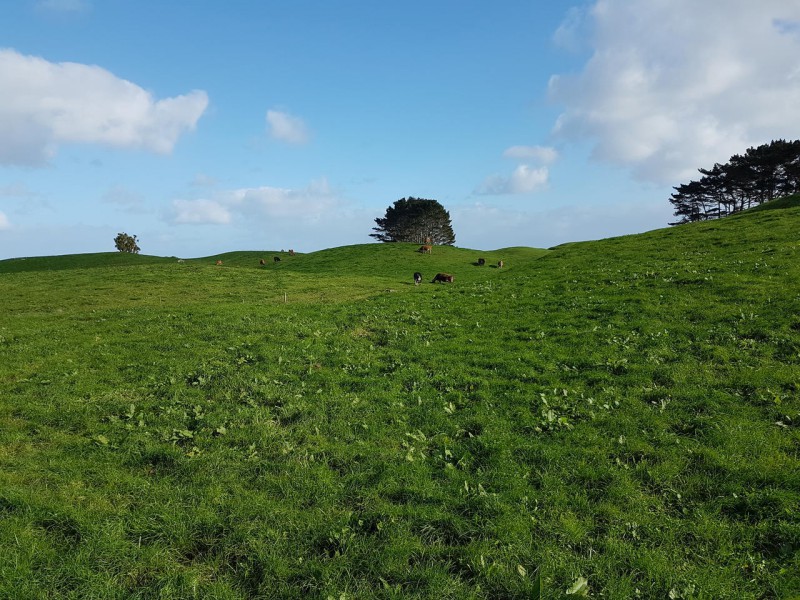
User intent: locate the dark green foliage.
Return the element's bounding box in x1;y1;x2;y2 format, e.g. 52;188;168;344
670;139;800;223
371;197;456;245
1;196;799;598
114;232;141;254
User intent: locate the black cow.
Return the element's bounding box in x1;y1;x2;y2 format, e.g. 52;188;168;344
413;272;422;285
432;273;454;283
477;258;485;266
274;256;281;263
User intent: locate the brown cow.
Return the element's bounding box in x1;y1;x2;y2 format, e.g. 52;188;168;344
259;259;265;265
498;260;504;268
216;260;223;266
432;272;454;283
288;249;295;256
418;245;432;254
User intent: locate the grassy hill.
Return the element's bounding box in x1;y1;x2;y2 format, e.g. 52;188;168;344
0;198;798;598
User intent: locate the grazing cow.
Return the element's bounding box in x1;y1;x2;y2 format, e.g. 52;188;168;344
477;258;485;266
259;259;265;265
413;272;422;285
498;260;504;268
274;256;281;263
288;249;295;256
418;245;432;254
432;272;454;283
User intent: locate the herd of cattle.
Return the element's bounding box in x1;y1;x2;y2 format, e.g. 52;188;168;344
207;246;503;286
413;245;504;285
425;259;502;285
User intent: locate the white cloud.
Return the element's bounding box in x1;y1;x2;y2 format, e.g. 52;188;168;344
509;165;550;193
477;165;549;195
477;145;556;196
549;1;800;184
503;145;559;164
0;211;10;230
229;178;335;219
0;49;209;166
171;199;232;225
266;109;310;144
168;178;337;225
161;178;375;253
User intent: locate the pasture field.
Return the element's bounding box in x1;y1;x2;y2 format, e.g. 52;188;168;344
0;198;799;599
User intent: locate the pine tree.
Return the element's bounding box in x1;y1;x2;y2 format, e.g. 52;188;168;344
370;198;456;245
669;139;800;224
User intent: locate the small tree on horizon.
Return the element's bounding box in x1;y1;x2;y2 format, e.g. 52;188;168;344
114;232;141;254
370;197;456;245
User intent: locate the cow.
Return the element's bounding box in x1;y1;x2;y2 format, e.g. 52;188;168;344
477;258;485;266
432;272;454;283
259;259;265;266
274;256;281;262
418;245;432;254
498;260;504;268
216;260;223;266
177;259;185;263
413;272;422;285
288;249;295;256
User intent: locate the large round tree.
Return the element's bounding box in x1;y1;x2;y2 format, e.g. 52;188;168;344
370;197;456;245
114;232;140;254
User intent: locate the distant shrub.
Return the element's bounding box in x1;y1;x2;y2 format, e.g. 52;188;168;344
114;232;140;254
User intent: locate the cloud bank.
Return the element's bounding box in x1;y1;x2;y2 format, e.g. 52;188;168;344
0;49;208;166
163;178;375;254
549;0;800;184
172;199;232;225
168;178;336;226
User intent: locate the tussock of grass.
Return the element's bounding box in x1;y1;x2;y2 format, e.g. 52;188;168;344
1;199;799;598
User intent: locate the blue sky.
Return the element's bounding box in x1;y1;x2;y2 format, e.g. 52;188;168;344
1;0;799;259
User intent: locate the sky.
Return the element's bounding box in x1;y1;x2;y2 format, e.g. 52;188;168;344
1;0;800;259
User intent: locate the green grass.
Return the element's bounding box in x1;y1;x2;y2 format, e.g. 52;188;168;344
1;198;798;598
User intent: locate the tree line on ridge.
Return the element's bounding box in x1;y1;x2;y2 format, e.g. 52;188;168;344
669;139;800;224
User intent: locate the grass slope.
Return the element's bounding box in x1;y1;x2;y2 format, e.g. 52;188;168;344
0;252;177;274
0;201;798;599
